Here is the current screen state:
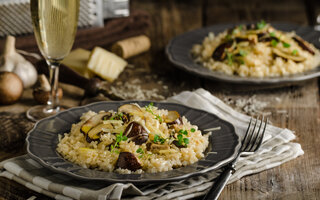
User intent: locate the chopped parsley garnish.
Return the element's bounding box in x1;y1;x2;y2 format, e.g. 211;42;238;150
136;148;144;158
145;102;154;113
177;134;183;144
116;132;127;143
282;42;291;48
111;132;127;153
148;102;154;107
292;49;298;55
183;138;189;145
225;34;232;41
257;20;266;29
153;134;166;144
175;130;190;147
269;32;276;37
179;129;188;135
239;49;247;57
190;128;196;132
226;52;233;65
145;102;163;123
155;115;162;122
136;148;144;154
110;112;123;120
232;25;244;35
271;39;278;47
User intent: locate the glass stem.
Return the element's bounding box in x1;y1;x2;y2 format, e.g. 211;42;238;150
47;60;60;112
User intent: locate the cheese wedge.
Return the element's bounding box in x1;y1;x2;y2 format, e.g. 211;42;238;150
87;47;127;82
61;48;94;78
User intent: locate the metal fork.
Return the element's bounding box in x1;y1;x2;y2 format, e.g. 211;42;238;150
203;116;268;200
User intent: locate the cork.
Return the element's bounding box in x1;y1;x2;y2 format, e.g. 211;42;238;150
111;35;151;59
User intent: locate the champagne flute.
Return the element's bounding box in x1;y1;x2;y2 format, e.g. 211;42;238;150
27;0;80;121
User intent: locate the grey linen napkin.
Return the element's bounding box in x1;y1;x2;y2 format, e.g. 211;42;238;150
0;88;304;200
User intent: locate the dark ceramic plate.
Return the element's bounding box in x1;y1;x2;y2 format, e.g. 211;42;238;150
26;101;240;184
166;23;320;84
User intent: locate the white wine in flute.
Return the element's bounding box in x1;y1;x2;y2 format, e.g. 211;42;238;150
31;0;79;61
27;0;79;121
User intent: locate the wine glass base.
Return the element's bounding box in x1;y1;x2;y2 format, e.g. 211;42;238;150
26;105;66;122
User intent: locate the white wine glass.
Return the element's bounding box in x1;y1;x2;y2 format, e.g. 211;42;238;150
27;0;80;121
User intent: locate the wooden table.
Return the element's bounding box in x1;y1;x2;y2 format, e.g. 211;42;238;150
1;0;320;199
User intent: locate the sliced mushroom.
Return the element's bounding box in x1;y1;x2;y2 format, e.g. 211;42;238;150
115;152;142;171
146;143;170;153
87;123;114;141
101;112;112;121
293;36;315;55
112;112;130;124
124;122;149;145
272;48;306;62
257;32;267;38
80;112;110;135
121;113;130;123
258;35;278;43
235;37;249;43
118;104;144;118
212;40;234;61
164;111;183;127
172;140;186;148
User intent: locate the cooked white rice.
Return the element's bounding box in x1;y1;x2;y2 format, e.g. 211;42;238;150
56;104;210;173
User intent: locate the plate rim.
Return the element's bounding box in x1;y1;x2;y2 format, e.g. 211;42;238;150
165;22;320;84
26;100;241;183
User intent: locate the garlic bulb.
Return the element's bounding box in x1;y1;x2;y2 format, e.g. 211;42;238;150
0;36;38;88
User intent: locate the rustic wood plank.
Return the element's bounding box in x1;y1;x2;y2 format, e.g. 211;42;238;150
221;106;320;199
0;83;83;114
209;79;320;200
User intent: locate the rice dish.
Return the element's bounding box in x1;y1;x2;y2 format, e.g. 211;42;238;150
191;21;320;77
57;103;210;173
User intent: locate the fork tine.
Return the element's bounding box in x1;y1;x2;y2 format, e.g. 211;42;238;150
242;116;259;152
240;117;253;152
246;115;264;151
251;118;268;152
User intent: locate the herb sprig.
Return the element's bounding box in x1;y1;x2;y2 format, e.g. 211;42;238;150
145;103;163;123
175;129;191;147
154;134;166;144
110;132;127;153
257;20;266;29
292;49;298;55
271;39;278;47
226;52;233;65
110;112;123;121
136;148;144;158
282;42;291;48
269;32;276;37
239;50;247;57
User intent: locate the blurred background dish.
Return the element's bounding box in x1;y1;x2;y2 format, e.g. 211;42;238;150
166;23;320;84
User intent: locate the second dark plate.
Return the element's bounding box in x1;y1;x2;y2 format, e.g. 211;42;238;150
166;23;320;84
